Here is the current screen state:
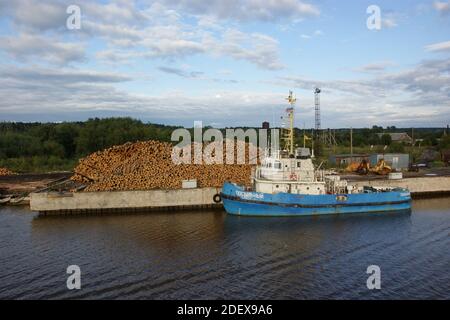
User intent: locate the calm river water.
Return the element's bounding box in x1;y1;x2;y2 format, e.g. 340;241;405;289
0;198;449;299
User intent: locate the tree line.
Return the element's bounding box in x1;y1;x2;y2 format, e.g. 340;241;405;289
0;118;178;172
0;118;449;172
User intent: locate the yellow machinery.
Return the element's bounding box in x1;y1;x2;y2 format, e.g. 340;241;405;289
345;159;391;175
282;91;296;155
345;159;370;174
370;159;391;175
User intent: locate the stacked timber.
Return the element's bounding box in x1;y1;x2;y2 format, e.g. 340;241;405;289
71;140;259;191
0;168;15;176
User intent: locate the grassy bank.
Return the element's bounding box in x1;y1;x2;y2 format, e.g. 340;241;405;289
0;156;78;173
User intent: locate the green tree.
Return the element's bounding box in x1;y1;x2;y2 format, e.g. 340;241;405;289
54;123;79;158
389;142;405;153
368;134;380;146
439;135;450;150
380;134;392;146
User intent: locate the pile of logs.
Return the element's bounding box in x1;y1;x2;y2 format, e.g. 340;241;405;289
0;168;15;176
71;140;259;191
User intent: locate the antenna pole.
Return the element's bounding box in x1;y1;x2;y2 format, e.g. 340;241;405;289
314;88;321;138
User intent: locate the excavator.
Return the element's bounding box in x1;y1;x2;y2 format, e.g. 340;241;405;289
345;159;370;174
370;159;392;175
345;159;391;175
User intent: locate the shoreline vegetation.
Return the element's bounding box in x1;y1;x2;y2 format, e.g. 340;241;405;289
1;117;449;173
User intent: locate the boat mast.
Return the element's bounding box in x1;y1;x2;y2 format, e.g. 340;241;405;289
282;91;296;155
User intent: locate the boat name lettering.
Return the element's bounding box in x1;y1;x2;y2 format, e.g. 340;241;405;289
236;191;264;200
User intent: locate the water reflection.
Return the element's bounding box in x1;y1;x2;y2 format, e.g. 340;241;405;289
412;197;450;211
31;208;412;256
32;210;227;258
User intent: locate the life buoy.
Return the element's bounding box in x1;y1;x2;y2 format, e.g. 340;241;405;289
213;194;222;203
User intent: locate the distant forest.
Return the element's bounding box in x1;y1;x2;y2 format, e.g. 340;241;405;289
0;117;449;172
0;118;179;172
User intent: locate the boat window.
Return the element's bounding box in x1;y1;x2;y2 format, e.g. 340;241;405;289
274;161;281;169
268;163;272;168
297;161;301;168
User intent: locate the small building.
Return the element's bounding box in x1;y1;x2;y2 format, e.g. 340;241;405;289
377;132;413;144
329;154;369;167
369;153;410;171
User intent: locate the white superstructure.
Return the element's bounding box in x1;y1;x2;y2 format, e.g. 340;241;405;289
252;91;352;196
254;147;328;195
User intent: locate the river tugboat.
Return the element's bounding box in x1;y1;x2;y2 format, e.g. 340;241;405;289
221;92;411;217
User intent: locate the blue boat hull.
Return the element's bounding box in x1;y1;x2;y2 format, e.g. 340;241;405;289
221;182;412;217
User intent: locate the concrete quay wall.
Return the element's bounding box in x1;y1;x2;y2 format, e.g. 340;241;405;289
352;176;450;197
30;187;222;214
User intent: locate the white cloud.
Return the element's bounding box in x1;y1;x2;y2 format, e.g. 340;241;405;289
90;18;283;69
425;40;450;52
81;0;149;25
210;30;284;70
157;65;239;83
158;66;204;78
354;61;395;73
282;58;450;97
273;58;450;127
0;33;86;65
1;59;448;127
0;65;282;125
300;29;323;40
0;0;285;70
0;66;132;83
159;0;320;22
433;1;450;15
382;13;399;28
0;0;67;32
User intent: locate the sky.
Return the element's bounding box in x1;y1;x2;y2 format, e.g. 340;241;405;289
0;0;449;128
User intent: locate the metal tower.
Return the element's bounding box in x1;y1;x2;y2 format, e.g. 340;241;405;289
314;87;321;134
